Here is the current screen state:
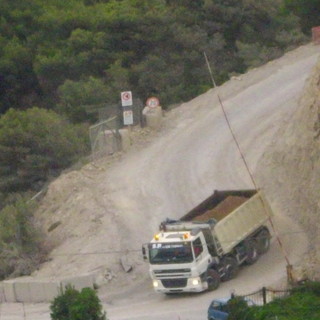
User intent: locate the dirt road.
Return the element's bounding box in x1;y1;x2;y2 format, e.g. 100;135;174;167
2;43;319;319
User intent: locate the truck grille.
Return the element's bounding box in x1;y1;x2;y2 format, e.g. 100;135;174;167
154;269;191;274
161;278;188;288
153;269;191;279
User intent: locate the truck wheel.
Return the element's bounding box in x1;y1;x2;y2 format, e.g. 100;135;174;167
245;240;259;264
256;228;271;254
221;256;239;281
207;269;220;291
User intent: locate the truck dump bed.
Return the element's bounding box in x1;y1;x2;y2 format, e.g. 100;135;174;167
182;189;273;254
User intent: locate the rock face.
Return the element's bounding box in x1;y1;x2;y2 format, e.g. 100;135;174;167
257;54;320;280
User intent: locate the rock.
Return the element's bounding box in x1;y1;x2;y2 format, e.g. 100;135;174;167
120;255;133;273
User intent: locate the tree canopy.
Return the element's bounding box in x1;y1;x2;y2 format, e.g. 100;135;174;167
0;0;308;119
0;107;89;193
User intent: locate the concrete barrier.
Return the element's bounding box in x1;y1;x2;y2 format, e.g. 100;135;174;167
14;280;30;303
119;128;131;151
143;106;163;129
60;273;95;292
0;282;4;302
2;280;16;302
1;273;96;303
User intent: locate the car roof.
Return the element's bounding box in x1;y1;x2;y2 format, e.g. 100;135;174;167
210;297;256;305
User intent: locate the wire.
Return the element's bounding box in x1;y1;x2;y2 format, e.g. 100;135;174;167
36;229;307;257
203;52;293;270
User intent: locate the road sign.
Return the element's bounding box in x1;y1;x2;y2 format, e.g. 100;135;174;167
123;110;133;125
121;91;133;107
146;97;160;108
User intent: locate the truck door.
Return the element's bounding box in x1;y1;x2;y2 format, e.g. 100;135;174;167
192;236;209;273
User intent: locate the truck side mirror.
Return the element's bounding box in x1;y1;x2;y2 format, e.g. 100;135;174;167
142;244;149;261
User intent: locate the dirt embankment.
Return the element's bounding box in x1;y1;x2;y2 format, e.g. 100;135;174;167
257;56;320;280
32;43;320;291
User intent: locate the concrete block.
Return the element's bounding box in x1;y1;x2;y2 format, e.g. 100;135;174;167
14;281;31;303
44;281;61;302
2;280;16;302
60;273;95;291
0;282;4;302
119;128;131;151
27;280;60;303
144;106;163;129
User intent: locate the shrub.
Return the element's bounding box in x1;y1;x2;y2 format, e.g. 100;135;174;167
0;194;46;279
227;297;254;320
50;285;107;320
0;107;90;193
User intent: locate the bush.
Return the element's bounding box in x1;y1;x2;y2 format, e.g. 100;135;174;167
50;285;107;320
0;194;46;279
0;107;90;193
227;297;254;320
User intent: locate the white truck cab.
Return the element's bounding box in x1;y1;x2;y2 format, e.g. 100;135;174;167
146;229;217;293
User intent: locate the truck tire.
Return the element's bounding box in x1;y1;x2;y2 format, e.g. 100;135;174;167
245;239;259;264
256;228;271;254
221;256;239;281
207;269;220;291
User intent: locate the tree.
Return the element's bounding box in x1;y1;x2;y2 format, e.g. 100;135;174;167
57;77;109;123
284;0;320;34
0;0;307;117
50;285;107;320
0;107;89;193
0;194;45;280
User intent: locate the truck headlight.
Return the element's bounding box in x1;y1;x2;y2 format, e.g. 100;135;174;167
153;280;159;288
191;277;200;286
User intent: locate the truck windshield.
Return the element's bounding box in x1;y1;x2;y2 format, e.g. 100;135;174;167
148;242;193;264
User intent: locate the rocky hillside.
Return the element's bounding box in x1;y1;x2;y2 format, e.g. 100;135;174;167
257;53;320;280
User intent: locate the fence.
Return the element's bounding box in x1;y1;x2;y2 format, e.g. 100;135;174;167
236;286;290;306
89;99;145;160
89;117;122;160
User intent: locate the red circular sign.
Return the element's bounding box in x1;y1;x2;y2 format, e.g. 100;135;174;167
146;97;160;108
122;92;131;100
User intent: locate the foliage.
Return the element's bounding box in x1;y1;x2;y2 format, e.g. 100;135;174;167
50;285;107;320
284;0;320;34
57;77;109;123
0;194;45;280
0;0;307;117
230;282;320;320
0;107;90;193
227;297;254;320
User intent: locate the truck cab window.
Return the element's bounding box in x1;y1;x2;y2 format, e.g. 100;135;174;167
193;237;203;258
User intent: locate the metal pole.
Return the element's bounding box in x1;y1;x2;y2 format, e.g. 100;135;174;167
204;51;217;88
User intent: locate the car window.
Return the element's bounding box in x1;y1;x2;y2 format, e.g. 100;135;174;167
211;301;221;309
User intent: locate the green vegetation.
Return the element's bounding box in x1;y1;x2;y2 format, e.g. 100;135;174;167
228;282;320;320
0;0;311;117
0;0;317;280
0;107;89;279
50;285;107;320
284;0;320;34
0;107;89;194
0;194;45;280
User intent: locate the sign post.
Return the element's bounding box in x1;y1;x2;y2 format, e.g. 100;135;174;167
121;91;133;107
121;91;134;131
123;110;133;125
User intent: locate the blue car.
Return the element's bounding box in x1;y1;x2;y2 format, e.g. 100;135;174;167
207;297;255;320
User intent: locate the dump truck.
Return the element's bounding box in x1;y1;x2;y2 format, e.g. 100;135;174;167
142;189;273;294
